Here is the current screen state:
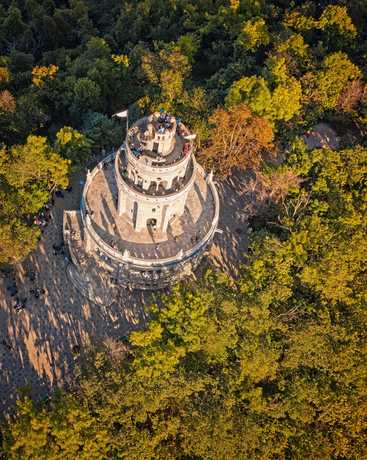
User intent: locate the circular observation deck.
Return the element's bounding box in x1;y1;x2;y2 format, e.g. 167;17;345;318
116;149;196;198
124;113;194;190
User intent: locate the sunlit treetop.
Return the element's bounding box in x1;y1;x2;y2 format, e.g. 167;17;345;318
32;64;58;87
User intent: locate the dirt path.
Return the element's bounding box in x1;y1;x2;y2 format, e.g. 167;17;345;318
302;123;340;150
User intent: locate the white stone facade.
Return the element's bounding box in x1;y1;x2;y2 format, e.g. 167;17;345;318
116;112;197;232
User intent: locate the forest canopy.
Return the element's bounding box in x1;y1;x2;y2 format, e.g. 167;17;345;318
0;0;367;458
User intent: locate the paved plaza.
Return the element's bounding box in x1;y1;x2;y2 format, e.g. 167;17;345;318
0;159;249;413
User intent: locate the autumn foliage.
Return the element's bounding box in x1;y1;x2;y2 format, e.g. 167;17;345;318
31;64;58;87
0;90;16;113
1;1;367;458
337;79;365;113
200;104;274;178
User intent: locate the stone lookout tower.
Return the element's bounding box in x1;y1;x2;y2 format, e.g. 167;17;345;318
63;111;219;303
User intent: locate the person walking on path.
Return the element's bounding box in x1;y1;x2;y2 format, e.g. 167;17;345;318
2;338;13;351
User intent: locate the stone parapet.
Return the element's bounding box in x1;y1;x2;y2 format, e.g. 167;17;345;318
125;139;192;172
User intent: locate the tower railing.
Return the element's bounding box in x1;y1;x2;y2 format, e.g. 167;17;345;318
125;138;192;172
115;149;197;200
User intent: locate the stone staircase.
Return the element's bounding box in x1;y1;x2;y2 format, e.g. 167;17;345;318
66;263;117;307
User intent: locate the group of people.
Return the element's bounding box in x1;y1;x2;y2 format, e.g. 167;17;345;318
132;146;143;158
34;204;52;229
5;267;46;314
33;185;74;230
157;109;173;133
13;297;27;312
30;287;46;299
13;285;45;312
52;242;65;256
12;284;46;313
95;248;110;263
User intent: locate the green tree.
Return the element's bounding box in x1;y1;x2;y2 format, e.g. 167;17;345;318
0;219;40;266
2;4;28;45
284;5;357;51
81;111;122;150
2;136;69;191
236;17;270;51
69;77;102;121
318;5;357;40
226;72;302;123
0;136;69;264
225;75;272;117
55;126;92;165
270;77;302;122
304;52;361;110
140;44;190;111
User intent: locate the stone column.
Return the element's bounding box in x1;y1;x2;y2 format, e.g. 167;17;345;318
84;216;93;253
142;179;150;191
161;205;170;233
206;170;214;184
118;189;126;215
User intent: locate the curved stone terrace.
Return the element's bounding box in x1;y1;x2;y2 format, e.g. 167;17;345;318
63;211;116;305
84;157;217;261
117;150;195;197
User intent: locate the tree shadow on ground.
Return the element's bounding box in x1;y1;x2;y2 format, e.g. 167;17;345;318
209;170;250;277
0;170;150;416
0;166;251;415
